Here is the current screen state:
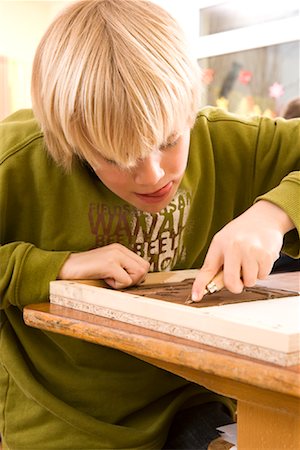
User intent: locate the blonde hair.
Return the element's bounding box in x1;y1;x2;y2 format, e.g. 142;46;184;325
31;0;201;171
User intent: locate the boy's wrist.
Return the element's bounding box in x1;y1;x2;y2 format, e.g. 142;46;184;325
252;200;295;235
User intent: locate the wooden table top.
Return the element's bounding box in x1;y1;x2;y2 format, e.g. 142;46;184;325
24;270;300;403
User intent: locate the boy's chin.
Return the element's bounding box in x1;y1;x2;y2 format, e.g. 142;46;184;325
133;196;174;214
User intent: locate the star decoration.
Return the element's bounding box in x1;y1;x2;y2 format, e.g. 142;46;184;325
269;82;284;98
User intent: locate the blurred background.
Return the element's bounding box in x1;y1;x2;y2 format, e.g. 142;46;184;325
0;0;299;121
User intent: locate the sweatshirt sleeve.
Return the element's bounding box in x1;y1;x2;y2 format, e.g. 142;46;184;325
0;112;72;310
253;116;300;257
0;242;70;310
256;172;300;257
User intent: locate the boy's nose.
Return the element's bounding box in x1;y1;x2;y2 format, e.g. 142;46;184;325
133;153;165;185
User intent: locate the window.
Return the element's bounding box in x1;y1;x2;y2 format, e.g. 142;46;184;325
200;0;299;35
197;0;300;116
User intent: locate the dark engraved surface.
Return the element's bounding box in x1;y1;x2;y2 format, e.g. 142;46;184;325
122;279;298;308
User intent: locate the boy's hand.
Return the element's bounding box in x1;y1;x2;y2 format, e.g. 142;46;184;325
192;200;295;301
58;243;150;289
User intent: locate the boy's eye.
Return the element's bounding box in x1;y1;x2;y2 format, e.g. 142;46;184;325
160;136;180;150
104;157;117;165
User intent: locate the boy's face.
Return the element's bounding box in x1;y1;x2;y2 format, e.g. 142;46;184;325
93;128;190;213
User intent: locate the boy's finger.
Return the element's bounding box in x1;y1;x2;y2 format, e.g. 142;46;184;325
191;243;224;301
222;253;244;293
104;266;133;289
191;266;221;302
240;258;259;287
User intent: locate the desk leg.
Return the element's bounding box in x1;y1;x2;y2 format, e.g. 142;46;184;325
237;400;300;450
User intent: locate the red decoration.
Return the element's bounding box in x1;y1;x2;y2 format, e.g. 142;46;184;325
239;70;252;85
201;68;215;85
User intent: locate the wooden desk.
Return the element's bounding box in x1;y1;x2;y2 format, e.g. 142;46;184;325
24;272;300;450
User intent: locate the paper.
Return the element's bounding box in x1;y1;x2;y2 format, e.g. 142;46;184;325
217;423;237;446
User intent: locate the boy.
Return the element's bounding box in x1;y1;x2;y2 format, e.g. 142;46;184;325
0;0;299;448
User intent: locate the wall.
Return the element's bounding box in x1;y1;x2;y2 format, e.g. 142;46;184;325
0;0;73;118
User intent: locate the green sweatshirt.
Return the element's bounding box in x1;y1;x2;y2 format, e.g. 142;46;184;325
0;108;299;449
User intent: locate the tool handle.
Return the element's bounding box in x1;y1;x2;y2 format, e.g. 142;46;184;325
204;270;224;294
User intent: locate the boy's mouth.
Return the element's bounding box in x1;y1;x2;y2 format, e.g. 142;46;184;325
135;181;173;202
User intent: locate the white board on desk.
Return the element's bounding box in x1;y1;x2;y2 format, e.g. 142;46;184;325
50;270;300;366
